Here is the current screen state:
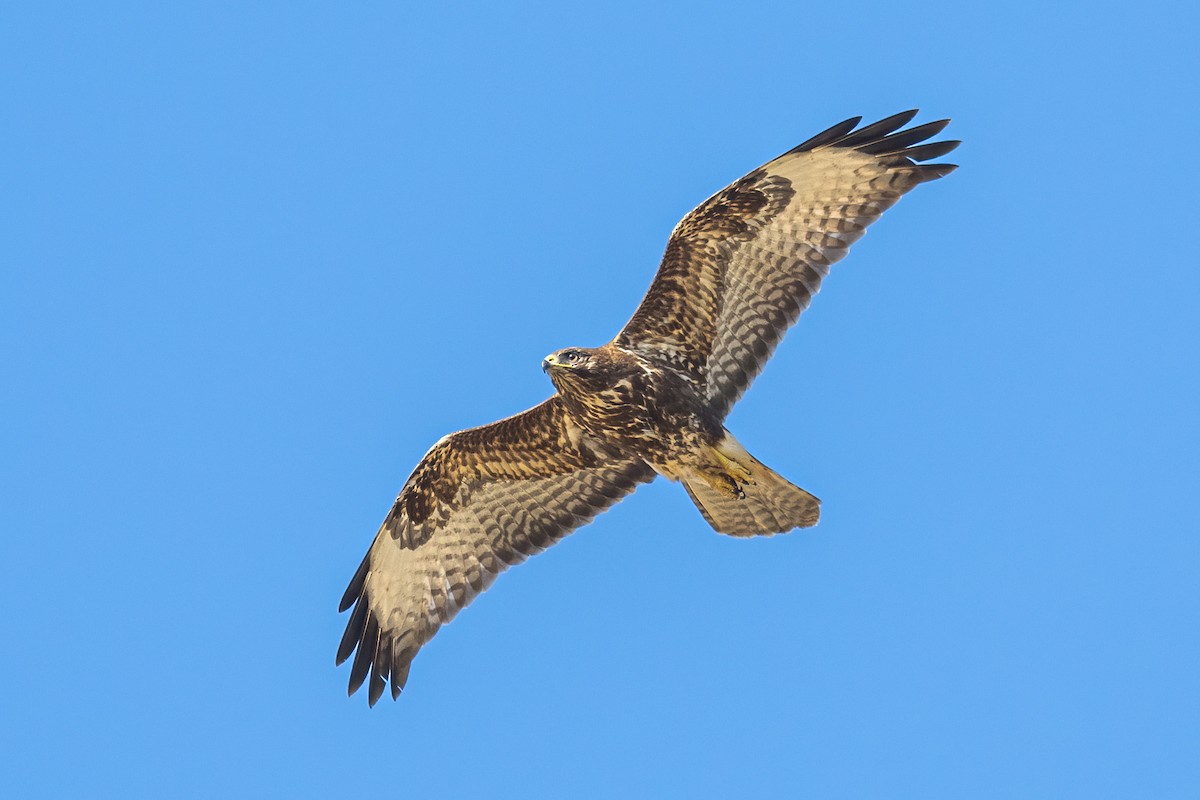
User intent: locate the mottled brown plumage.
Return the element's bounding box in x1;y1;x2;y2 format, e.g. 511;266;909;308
338;111;959;704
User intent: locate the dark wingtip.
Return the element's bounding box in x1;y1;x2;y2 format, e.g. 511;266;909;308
347;615;378;697
788;110;959;161
789;115;863;153
367;638;392;707
368;664;386;707
391;659;412;701
335;596;368;666
914;163;959;183
801;112;961;176
856;120;952;155
338;552;370;613
899;140;961;162
832;110;921;148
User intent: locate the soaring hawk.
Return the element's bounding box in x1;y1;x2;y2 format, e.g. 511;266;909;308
337;111;959;704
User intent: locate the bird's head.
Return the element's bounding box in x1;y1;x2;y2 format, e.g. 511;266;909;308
543;347;598;395
541;347;594;374
542;345;640;397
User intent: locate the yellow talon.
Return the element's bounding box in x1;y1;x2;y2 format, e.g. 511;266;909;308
712;447;755;485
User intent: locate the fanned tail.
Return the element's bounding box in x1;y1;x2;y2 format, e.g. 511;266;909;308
682;433;819;536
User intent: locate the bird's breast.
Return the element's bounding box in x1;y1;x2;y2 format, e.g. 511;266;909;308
559;370;715;463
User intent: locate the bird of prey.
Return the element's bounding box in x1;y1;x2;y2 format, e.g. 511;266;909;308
337;110;958;704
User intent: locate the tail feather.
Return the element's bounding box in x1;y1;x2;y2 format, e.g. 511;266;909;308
682;435;820;536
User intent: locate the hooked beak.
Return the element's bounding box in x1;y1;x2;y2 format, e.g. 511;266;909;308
542;354;556;373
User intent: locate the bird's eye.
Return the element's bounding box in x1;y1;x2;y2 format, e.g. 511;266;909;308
564;351;580;362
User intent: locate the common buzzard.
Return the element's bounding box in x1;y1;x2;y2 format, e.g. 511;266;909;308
338;111;959;704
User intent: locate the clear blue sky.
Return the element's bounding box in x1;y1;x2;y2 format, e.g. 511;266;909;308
3;2;1197;797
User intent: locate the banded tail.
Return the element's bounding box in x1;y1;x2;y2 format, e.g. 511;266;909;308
682;433;820;536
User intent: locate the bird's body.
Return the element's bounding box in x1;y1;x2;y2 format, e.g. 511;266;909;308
544;343;811;522
337;111;960;704
546;344;722;477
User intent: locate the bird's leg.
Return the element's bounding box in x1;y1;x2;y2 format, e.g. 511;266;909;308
693;437;760;500
697;467;747;500
711;447;755;486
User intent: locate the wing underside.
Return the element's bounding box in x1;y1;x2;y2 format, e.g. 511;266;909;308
337;398;654;704
616;110;959;416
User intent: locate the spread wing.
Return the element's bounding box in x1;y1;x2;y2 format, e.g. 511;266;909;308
615;110;959;417
336;397;654;705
